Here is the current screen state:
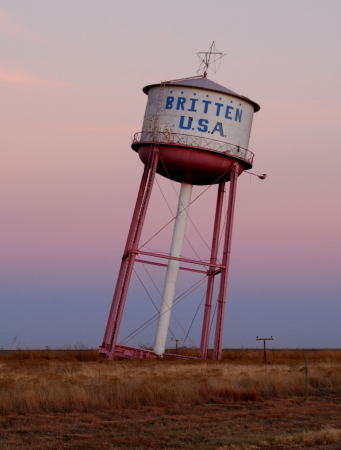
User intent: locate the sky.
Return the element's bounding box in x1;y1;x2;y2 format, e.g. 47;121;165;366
1;0;340;350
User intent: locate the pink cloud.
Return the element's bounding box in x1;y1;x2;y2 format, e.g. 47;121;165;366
0;8;42;41
71;126;116;134
0;67;74;87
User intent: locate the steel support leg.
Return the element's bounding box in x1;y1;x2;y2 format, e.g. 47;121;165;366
100;148;159;359
213;163;239;360
200;182;225;359
100;164;149;353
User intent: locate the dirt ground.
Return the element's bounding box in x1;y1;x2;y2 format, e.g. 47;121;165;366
0;395;340;449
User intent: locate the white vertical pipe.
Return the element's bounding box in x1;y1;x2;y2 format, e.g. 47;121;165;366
153;182;193;356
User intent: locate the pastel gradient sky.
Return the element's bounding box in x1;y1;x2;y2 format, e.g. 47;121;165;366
1;0;340;349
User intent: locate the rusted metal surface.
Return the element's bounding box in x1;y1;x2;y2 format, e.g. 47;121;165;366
112;344;158;359
142;75;260;112
108;344;198;360
99;148;159;360
141;82;256;158
137;250;225;269
213;162;240;360
132;131;254;166
200;182;225;359
138;144;244;185
135;258;207;275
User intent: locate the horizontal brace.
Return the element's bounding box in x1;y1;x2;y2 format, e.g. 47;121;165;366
136;250;225;269
135;258;208;275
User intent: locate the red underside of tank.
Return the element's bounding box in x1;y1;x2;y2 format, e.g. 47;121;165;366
136;145;248;185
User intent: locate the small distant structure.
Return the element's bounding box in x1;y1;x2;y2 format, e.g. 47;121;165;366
256;336;274;363
171;337;183;354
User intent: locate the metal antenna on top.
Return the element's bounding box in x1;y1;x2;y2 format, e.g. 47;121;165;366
197;41;226;77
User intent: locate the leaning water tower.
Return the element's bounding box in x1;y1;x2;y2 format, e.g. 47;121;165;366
99;44;261;360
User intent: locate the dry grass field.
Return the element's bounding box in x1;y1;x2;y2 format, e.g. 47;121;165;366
0;349;340;449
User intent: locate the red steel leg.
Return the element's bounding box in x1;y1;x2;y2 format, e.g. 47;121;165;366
100;163;150;353
213;163;239;360
106;149;159;359
100;148;159;358
200;182;225;359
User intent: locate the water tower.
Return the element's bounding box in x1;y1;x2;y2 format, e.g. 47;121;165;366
99;46;261;360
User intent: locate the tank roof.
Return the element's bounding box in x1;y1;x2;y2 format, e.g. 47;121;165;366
143;76;260;112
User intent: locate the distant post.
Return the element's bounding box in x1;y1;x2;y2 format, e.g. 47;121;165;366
256;336;274;363
171;338;183;354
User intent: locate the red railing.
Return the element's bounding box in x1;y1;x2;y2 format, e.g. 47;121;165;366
132;131;254;165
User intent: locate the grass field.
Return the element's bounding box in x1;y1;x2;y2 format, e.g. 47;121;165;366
0;349;340;449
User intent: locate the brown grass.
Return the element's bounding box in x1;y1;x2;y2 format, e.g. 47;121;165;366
0;350;340;414
0;349;98;362
0;350;341;449
279;427;341;446
220;348;341;363
1;348;341;362
217;427;341;449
